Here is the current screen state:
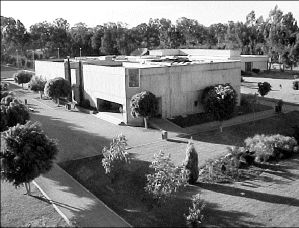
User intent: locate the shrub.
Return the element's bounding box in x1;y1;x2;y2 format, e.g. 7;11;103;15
183;141;199;184
13;71;33;88
257;82;271;97
0;102;30;132
292;125;299;143
252;68;260;74
130;91;158;128
29;76;47;93
44;77;71;104
185;194;205;227
0;121;58;194
244;134;298;162
1;82;8;91
293;81;299;90
0;91;15;100
145;150;189;202
241;70;245;76
101;134;130;182
201;83;237;132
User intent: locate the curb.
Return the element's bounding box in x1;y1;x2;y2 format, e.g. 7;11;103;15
32;180;71;226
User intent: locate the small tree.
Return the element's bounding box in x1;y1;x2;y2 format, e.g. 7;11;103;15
13;71;33;89
44;77;71;105
101;134;130;183
145;150;189;203
29;76;47;99
185;194;205;227
257;82;271;97
0;99;30;132
130;91;157;128
201;84;237;132
0;121;58;195
183;140;199;184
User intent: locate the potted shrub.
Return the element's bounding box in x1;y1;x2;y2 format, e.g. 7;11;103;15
29;76;47;99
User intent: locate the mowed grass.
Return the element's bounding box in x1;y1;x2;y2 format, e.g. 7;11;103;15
1;181;69;227
59;111;299;227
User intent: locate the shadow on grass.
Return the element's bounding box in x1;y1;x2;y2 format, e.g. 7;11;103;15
196;182;299;207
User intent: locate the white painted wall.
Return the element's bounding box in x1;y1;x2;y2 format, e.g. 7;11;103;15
82;65;126;113
34;61;66;80
240;55;268;71
125;61;241;125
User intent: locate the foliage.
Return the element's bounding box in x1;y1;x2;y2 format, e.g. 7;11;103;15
292;125;299;144
183;141;199;184
185;194;205;227
1;82;8;91
201;83;237;121
244;134;298;162
13;71;33;86
252;68;260;74
44;77;71;100
29;76;47;92
257;82;271;97
130;91;158;119
101;134;130;182
293;81;299;90
0;91;15;100
0;121;58;187
1;97;30;132
145;150;189;202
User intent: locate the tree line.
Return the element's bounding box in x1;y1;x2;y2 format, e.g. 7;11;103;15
1;5;299;67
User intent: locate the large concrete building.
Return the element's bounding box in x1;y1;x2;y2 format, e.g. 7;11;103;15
35;49;266;126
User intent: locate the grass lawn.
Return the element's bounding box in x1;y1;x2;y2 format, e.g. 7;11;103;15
168;102;272;128
1;181;69;227
59;111;299;227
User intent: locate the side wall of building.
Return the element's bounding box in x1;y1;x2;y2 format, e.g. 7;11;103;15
34;61;66;80
240;56;268;71
125;61;241;126
82;65;127;122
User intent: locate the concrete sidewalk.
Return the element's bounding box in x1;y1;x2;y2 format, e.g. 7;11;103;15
34;163;131;227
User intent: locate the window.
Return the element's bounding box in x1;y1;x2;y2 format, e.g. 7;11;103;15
128;68;140;87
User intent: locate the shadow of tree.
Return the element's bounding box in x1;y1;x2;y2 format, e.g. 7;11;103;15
196;182;299;207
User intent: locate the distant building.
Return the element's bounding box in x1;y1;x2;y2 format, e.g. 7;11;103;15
35;49;266;126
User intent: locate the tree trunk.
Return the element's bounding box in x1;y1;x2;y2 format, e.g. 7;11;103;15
40;91;43;99
219;121;223;133
22;83;24;89
25;182;31;195
57;98;60;106
144;117;148;129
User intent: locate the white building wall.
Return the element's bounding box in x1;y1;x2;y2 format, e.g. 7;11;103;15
240;55;268;71
34;61;66;80
125;61;241;126
82;65;127;117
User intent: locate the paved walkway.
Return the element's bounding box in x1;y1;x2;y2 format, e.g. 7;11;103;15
34;164;131;227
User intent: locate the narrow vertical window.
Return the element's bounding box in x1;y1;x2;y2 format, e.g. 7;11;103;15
128;68;140;87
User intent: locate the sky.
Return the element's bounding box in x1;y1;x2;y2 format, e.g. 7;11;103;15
1;1;299;29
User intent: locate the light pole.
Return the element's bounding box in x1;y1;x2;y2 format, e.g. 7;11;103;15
79;48;82;57
57;48;60;59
